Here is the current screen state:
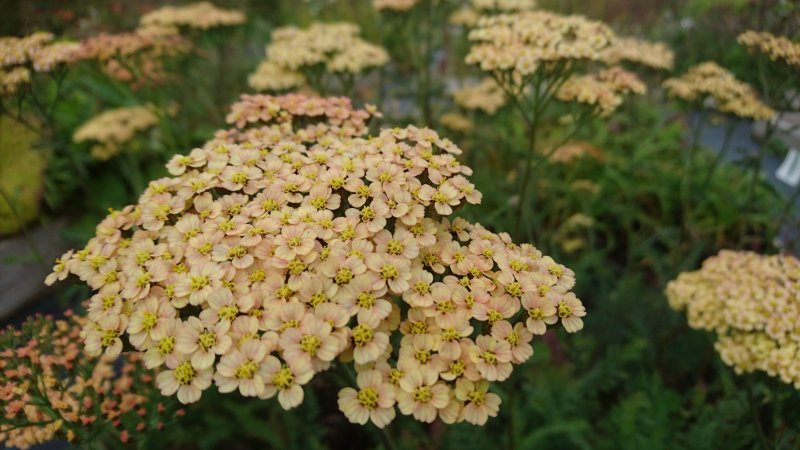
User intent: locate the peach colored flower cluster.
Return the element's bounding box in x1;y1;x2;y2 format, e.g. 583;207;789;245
602;37;675;71
140;2;245;30
663;62;775;120
439;112;475;133
452;78;507;115
557;66;646;116
466;11;615;78
666;250;800;388
373;0;419;11
738;31;800;69
0;312;176;449
249;22;388;92
0;32;81;95
47;93;584;427
73;104;160;161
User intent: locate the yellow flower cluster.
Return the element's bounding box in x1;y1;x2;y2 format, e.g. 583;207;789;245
47;94;584;427
602;37;675;71
738;31;800;69
666;250;800;388
72;105;159;161
471;0;537;12
466;11;615;77
373;0;419;11
140;2;245;30
0;32;81;95
557;66;646;116
452;78;507;114
0;313;171;449
249;23;388;92
663;62;775;120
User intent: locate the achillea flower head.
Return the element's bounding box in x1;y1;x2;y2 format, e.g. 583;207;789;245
0;32;81;95
0;66;31;96
666;250;800;388
466;11;615;77
663;62;775;120
471;0;536;12
0;313;170;449
738;31;800;69
73;105;160;160
453;78;507;114
557;66;646;116
140;2;245;30
440;112;475;132
602;37;675;71
0;32;53;67
248;60;307;92
48;94;584;427
373;0;419;11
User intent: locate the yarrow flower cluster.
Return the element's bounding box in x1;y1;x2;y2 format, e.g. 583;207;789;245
466;11;615;78
452;78;507;115
47;94;585;427
601;37;675;71
140;2;246;30
0;32;81;95
738;31;800;70
663;62;775;120
373;0;419;12
248;23;388;92
439;112;475;133
0;313;176;449
557;66;646;116
666;250;800;388
73;104;160;161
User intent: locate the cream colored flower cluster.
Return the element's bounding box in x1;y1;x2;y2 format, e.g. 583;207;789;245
471;0;536;12
373;0;419;11
602;37;675;71
466;11;615;77
0;32;81;96
47;94;584;427
738;31;800;69
249;23;388;92
140;2;245;30
0;313;170;449
73;105;159;161
440;112;475;132
556;66;646;116
453;78;507;115
663;62;775;120
666;250;800;388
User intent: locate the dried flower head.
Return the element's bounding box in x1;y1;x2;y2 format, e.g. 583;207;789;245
48;94;584;428
663;62;775;120
738;31;800;69
557;66;646;115
666;251;800;388
602;37;674;71
140;2;245;30
73;105;160;160
453;78;507;114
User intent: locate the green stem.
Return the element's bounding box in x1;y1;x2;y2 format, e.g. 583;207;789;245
0;187;48;270
745;377;771;450
681;112;707;232
776;182;800;230
700;120;737;190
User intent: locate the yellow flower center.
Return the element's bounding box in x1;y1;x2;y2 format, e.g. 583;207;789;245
232;172;248;184
283;182;298;193
432;191;447;204
287;237;302;248
190;275;209;291
339;226;355;241
262;199;278;212
487;310;502;324
549;265;563;277
538;285;550;296
480;351;497;365
310;293;328;306
276;284;293;300
136;250;152;265
506;282;523;298
557;301;573;318
102;295;117;311
228;246;247;259
101;329;119;348
311;197;326;209
467;390;486;406
380;264;398;280
357;387;379;409
356;292;375;309
507;331;520;347
386;239;404;255
235;360;259;379
510;260;527;272
442;328;460;342
413;386;433;403
198;330;216;351
360;206;375;221
448;360;465;377
410;321;428;335
528;308;544;320
335;267;354;285
219;304;238;321
174;361;196;385
352;324;374;347
198;243;213;255
389;368;403;385
272;367;294;390
377;171;392;183
422;253;440;268
357;185;370;198
415;350;432;364
141;312;158;331
249;269;266;283
103;271;118;284
330;177;345;189
300;335;321;355
280;319;299;331
437;300;456;314
158;336;175;356
482;248;494;258
287;259;306;275
413;282;430;295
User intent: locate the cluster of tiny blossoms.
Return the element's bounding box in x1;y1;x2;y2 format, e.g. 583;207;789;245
452;78;507;115
738;31;800;70
249;23;388;92
663;62;775;120
666;251;800;388
373;0;419;12
0;313;177;449
466;11;615;78
140;2;245;30
557;66;646;116
73;104;160;161
601;37;675;71
47;93;585;427
0;32;81;96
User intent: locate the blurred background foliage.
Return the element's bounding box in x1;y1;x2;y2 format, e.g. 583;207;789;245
1;0;799;449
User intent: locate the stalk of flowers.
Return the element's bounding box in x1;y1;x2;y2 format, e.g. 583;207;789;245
72;104;160;161
452;77;508;115
738;31;800;70
665;250;800;388
140;2;245;31
556;66;647;117
601;37;675;71
450;0;538;27
0;312;178;449
0;32;82;97
248;23;388;95
663;62;775;121
46;94;585;428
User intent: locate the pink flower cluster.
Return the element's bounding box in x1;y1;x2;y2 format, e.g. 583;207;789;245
47;94;584;427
